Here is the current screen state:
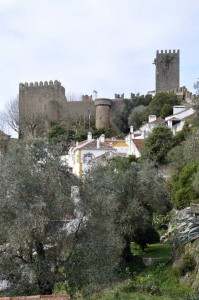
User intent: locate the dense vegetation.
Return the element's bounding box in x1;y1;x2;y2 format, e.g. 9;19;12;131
113;92;180;133
2;90;199;299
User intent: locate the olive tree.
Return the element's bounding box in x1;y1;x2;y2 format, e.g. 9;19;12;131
80;157;168;263
0;140;79;295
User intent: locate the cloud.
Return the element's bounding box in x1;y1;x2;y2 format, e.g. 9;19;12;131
0;0;199;116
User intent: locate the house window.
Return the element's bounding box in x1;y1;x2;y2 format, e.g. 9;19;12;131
83;153;94;163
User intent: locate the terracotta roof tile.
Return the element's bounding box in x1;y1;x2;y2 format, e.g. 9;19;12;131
80;139;127;150
132;139;145;151
149;118;166;125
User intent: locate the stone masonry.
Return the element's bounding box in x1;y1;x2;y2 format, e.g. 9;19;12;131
19;50;198;139
155;49;180;93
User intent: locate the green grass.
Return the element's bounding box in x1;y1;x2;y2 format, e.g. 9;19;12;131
80;275;193;300
131;243;172;259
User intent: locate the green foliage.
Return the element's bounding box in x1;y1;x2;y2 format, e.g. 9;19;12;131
114;99;135;133
92;127;119;139
47;123;75;153
153;213;172;230
114;95;152;133
0;140;78;295
81;159;169;267
128;105;146;131
133;227;160;251
179;254;196;276
53;282;70;294
87;262;191;300
110;155;137;170
173;130;186;145
167;131;199;209
143;93;180;120
132;262;192;299
171;163;198;208
133;244;171;259
142;126;174;165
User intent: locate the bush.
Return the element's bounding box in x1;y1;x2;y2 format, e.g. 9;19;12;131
179;254;196;276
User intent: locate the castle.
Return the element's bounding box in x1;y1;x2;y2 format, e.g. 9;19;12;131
19;50;198;138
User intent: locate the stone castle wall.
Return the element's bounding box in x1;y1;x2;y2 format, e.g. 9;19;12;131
19;81;97;137
19;50;199;138
19;80;126;137
19;80;66;137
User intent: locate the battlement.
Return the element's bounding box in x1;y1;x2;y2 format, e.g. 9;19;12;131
94;98;112;107
115;93;124;99
167;86;187;94
156;49;180;55
82;94;93;102
19;80;63;89
167;86;199;102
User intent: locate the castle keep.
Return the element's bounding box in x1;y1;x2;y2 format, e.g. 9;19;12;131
19;50;197;138
155;49;180;93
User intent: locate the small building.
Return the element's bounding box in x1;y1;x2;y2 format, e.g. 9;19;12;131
68;133;128;177
165;106;196;134
125;128;145;158
139;115;166;138
128;139;145;158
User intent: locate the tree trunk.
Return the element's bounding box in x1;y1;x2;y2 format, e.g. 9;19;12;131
35;241;54;295
121;237;132;262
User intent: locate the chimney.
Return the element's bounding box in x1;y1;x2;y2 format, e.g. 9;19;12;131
130;126;134;139
93;90;98;100
173;106;186;115
87;132;92;141
148;115;156;123
97;138;100;149
100;134;105;143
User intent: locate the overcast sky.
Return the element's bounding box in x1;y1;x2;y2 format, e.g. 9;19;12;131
0;0;199;113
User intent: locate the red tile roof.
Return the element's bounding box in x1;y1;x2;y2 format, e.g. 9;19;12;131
132;139;145;151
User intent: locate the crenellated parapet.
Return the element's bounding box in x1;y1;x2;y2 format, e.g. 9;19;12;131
167;86;199;102
115;93;124;99
82;94;93;102
156;49;180;55
19;80;63;89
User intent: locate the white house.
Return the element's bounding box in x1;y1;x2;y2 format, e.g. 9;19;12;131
68;133;128;177
125;127;145;158
139;115;166;138
165;106;196;134
127;138;145;158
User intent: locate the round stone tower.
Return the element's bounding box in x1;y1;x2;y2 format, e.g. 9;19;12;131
94;98;112;129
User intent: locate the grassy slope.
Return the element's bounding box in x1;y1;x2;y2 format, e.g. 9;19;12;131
78;244;194;300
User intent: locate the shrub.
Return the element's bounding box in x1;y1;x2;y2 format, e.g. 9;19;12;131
179;254;196;276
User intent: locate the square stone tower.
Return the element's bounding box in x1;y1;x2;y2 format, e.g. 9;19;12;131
155;49;180;93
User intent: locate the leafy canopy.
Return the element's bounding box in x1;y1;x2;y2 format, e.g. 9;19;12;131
0;140;78;295
142;126;174;165
143;92;180;120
